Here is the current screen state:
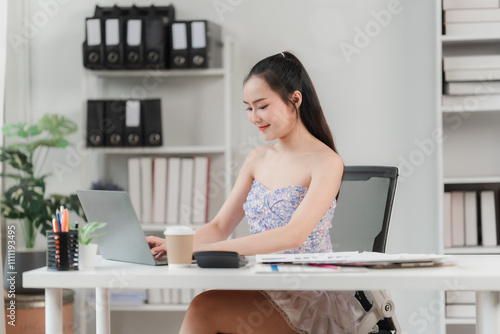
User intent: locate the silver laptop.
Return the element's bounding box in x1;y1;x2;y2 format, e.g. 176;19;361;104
77;190;167;266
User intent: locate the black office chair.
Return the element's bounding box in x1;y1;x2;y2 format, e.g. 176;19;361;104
330;166;401;334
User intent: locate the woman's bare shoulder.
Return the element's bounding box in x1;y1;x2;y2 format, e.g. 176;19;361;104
311;145;344;174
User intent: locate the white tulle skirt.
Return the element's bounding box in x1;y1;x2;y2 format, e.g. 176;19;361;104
260;290;367;334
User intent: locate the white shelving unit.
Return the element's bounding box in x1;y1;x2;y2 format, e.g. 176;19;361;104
78;36;233;333
439;5;500;333
81;36;233;223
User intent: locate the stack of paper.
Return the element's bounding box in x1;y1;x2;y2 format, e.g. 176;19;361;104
256;252;455;268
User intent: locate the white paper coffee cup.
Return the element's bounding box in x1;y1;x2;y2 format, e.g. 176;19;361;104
164;226;194;268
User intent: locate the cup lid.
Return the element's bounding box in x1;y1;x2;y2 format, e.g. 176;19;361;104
164;226;194;236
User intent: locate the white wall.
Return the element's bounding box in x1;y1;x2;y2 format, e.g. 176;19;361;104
5;0;442;333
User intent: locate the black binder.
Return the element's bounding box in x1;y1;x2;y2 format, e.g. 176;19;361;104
104;14;124;69
189;20;222;69
86;100;105;147
142;99;163;147
124;7;144;69
123;100;143;147
144;5;175;69
104;100;125;146
144;15;166;69
168;21;190;69
83;18;104;69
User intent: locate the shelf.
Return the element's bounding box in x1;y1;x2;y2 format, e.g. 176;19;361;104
441;35;500;44
445;247;500;255
442;107;500;113
84;145;226;155
445;318;476;325
86;68;225;78
111;304;189;312
443;176;500;184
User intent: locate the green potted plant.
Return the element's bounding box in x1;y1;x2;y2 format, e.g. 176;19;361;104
75;222;107;270
0;114;85;292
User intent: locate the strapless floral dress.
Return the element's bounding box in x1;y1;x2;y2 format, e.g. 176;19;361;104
243;180;366;334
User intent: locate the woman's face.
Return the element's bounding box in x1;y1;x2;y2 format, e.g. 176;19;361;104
243;76;297;142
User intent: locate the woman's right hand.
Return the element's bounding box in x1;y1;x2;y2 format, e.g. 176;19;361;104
146;236;167;259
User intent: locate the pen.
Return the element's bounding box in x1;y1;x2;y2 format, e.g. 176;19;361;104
60;210;65;232
56;209;61;232
63;208;69;232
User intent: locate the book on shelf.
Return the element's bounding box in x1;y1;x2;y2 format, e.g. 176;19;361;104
192;156;210;224
450;191;465;247
443;55;500;71
162;289;171;304
444;68;500;82
444;81;500;95
147;288;163;304
443;192;452;248
170;289;180;304
128;158;142;221
179;158;194;225
443;0;500;10
152;157;168;224
444;8;500;22
442;93;500;110
140;157;153;224
165;157;181;225
179;289;193;304
480;190;498;247
445;22;500;36
464;191;478;246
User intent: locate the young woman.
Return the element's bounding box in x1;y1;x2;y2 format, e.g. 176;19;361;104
147;52;366;334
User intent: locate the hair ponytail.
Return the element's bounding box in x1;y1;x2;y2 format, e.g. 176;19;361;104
244;51;338;154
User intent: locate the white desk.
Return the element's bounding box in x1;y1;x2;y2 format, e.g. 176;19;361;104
24;255;500;334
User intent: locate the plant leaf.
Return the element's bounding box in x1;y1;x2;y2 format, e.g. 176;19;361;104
0;148;33;172
78;221;107;245
38;114;77;138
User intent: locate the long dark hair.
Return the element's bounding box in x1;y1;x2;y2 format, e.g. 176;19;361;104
244;51;338;154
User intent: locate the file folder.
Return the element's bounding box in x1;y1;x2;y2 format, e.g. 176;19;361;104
83;18;104;69
86;100;105;147
169;21;190;69
104;100;125;146
144;5;175;69
141;99;163;147
144;16;166;69
124;100;143;147
189;21;222;69
124;16;144;69
104;17;124;68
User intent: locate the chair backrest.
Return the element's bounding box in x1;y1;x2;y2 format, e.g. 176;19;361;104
330;166;398;253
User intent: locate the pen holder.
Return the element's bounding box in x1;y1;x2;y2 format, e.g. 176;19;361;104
47;230;79;271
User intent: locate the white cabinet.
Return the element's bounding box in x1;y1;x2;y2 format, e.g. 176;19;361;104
439;4;500;333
